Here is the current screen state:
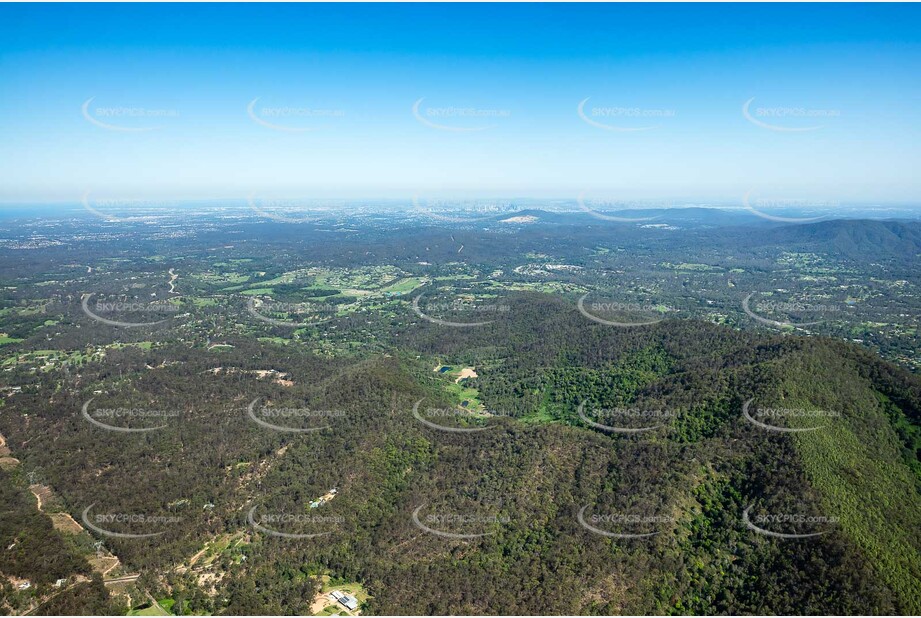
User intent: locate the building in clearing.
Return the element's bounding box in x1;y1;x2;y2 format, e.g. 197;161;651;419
310;488;338;509
339;594;359;611
328;588;358;611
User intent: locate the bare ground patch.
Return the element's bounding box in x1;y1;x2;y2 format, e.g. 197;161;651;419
50;512;85;534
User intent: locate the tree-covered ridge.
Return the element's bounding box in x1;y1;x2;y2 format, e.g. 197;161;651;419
0;288;919;614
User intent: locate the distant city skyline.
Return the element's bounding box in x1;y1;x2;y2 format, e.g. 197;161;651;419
1;3;920;204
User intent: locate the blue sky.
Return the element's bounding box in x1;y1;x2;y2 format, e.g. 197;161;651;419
0;3;919;204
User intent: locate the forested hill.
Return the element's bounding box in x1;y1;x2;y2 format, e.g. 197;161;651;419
1;291;919;614
750;219;921;263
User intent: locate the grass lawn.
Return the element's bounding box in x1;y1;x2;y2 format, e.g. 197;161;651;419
258;336;291;345
191;297;220;307
380;277;423;295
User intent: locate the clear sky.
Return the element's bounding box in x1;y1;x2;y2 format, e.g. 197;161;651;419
0;3;919;204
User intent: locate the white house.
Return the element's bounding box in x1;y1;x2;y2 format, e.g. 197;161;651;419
329;588;358;611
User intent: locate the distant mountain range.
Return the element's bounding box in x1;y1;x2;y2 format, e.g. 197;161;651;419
467;206;921;229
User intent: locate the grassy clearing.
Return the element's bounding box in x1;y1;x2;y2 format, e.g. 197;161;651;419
443;381;483;411
312;575;370;616
190;297;220;307
258;336;290;345
191;532;246;569
380;277;423;295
